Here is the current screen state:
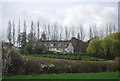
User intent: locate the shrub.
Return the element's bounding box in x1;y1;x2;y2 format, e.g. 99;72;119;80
24;43;33;54
24;43;46;54
2;41;23;76
8;53;24;75
34;44;46;54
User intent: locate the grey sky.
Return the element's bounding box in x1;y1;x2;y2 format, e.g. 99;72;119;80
1;1;118;41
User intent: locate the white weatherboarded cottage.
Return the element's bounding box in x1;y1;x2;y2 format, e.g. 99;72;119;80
41;41;74;53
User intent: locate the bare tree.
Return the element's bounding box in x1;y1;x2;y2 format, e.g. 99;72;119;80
79;25;85;41
47;24;51;40
92;24;98;38
22;20;27;47
112;23;118;33
105;23;113;36
12;21;15;45
41;31;46;40
71;26;75;38
29;21;34;43
17;20;21;47
98;27;104;40
65;26;69;40
105;24;109;36
43;24;49;40
7;20;12;43
108;23;112;34
89;26;93;40
33;22;36;41
59;25;63;40
37;21;40;40
113;24;116;33
51;23;59;40
77;32;80;39
104;22;118;36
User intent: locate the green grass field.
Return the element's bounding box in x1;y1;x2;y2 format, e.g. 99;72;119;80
21;55;115;63
3;72;119;79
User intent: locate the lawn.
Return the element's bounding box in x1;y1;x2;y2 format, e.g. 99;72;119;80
3;72;119;79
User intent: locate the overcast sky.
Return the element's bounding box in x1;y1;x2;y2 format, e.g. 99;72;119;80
1;1;118;41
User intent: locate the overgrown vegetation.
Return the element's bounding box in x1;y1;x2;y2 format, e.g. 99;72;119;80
6;55;119;76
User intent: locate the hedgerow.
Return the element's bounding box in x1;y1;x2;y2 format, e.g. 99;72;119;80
7;55;119;75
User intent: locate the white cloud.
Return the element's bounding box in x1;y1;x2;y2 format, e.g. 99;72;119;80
17;3;117;29
62;4;117;29
2;2;118;41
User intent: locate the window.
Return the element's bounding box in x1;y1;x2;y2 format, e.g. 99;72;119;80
50;44;53;46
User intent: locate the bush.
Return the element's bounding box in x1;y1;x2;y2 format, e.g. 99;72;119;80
2;41;23;76
24;43;33;54
34;44;46;54
8;53;24;75
24;43;46;54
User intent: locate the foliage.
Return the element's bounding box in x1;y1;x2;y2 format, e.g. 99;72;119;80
34;44;46;54
24;43;46;54
101;32;120;58
6;55;119;75
87;39;103;56
7;53;24;75
18;32;27;48
2;41;22;76
87;32;120;59
2;42;12;76
101;36;114;58
24;43;33;54
102;32;120;57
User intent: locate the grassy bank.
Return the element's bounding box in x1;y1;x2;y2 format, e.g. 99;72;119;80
3;72;119;79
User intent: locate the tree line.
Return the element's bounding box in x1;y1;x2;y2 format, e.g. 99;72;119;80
7;20;118;47
87;32;120;59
